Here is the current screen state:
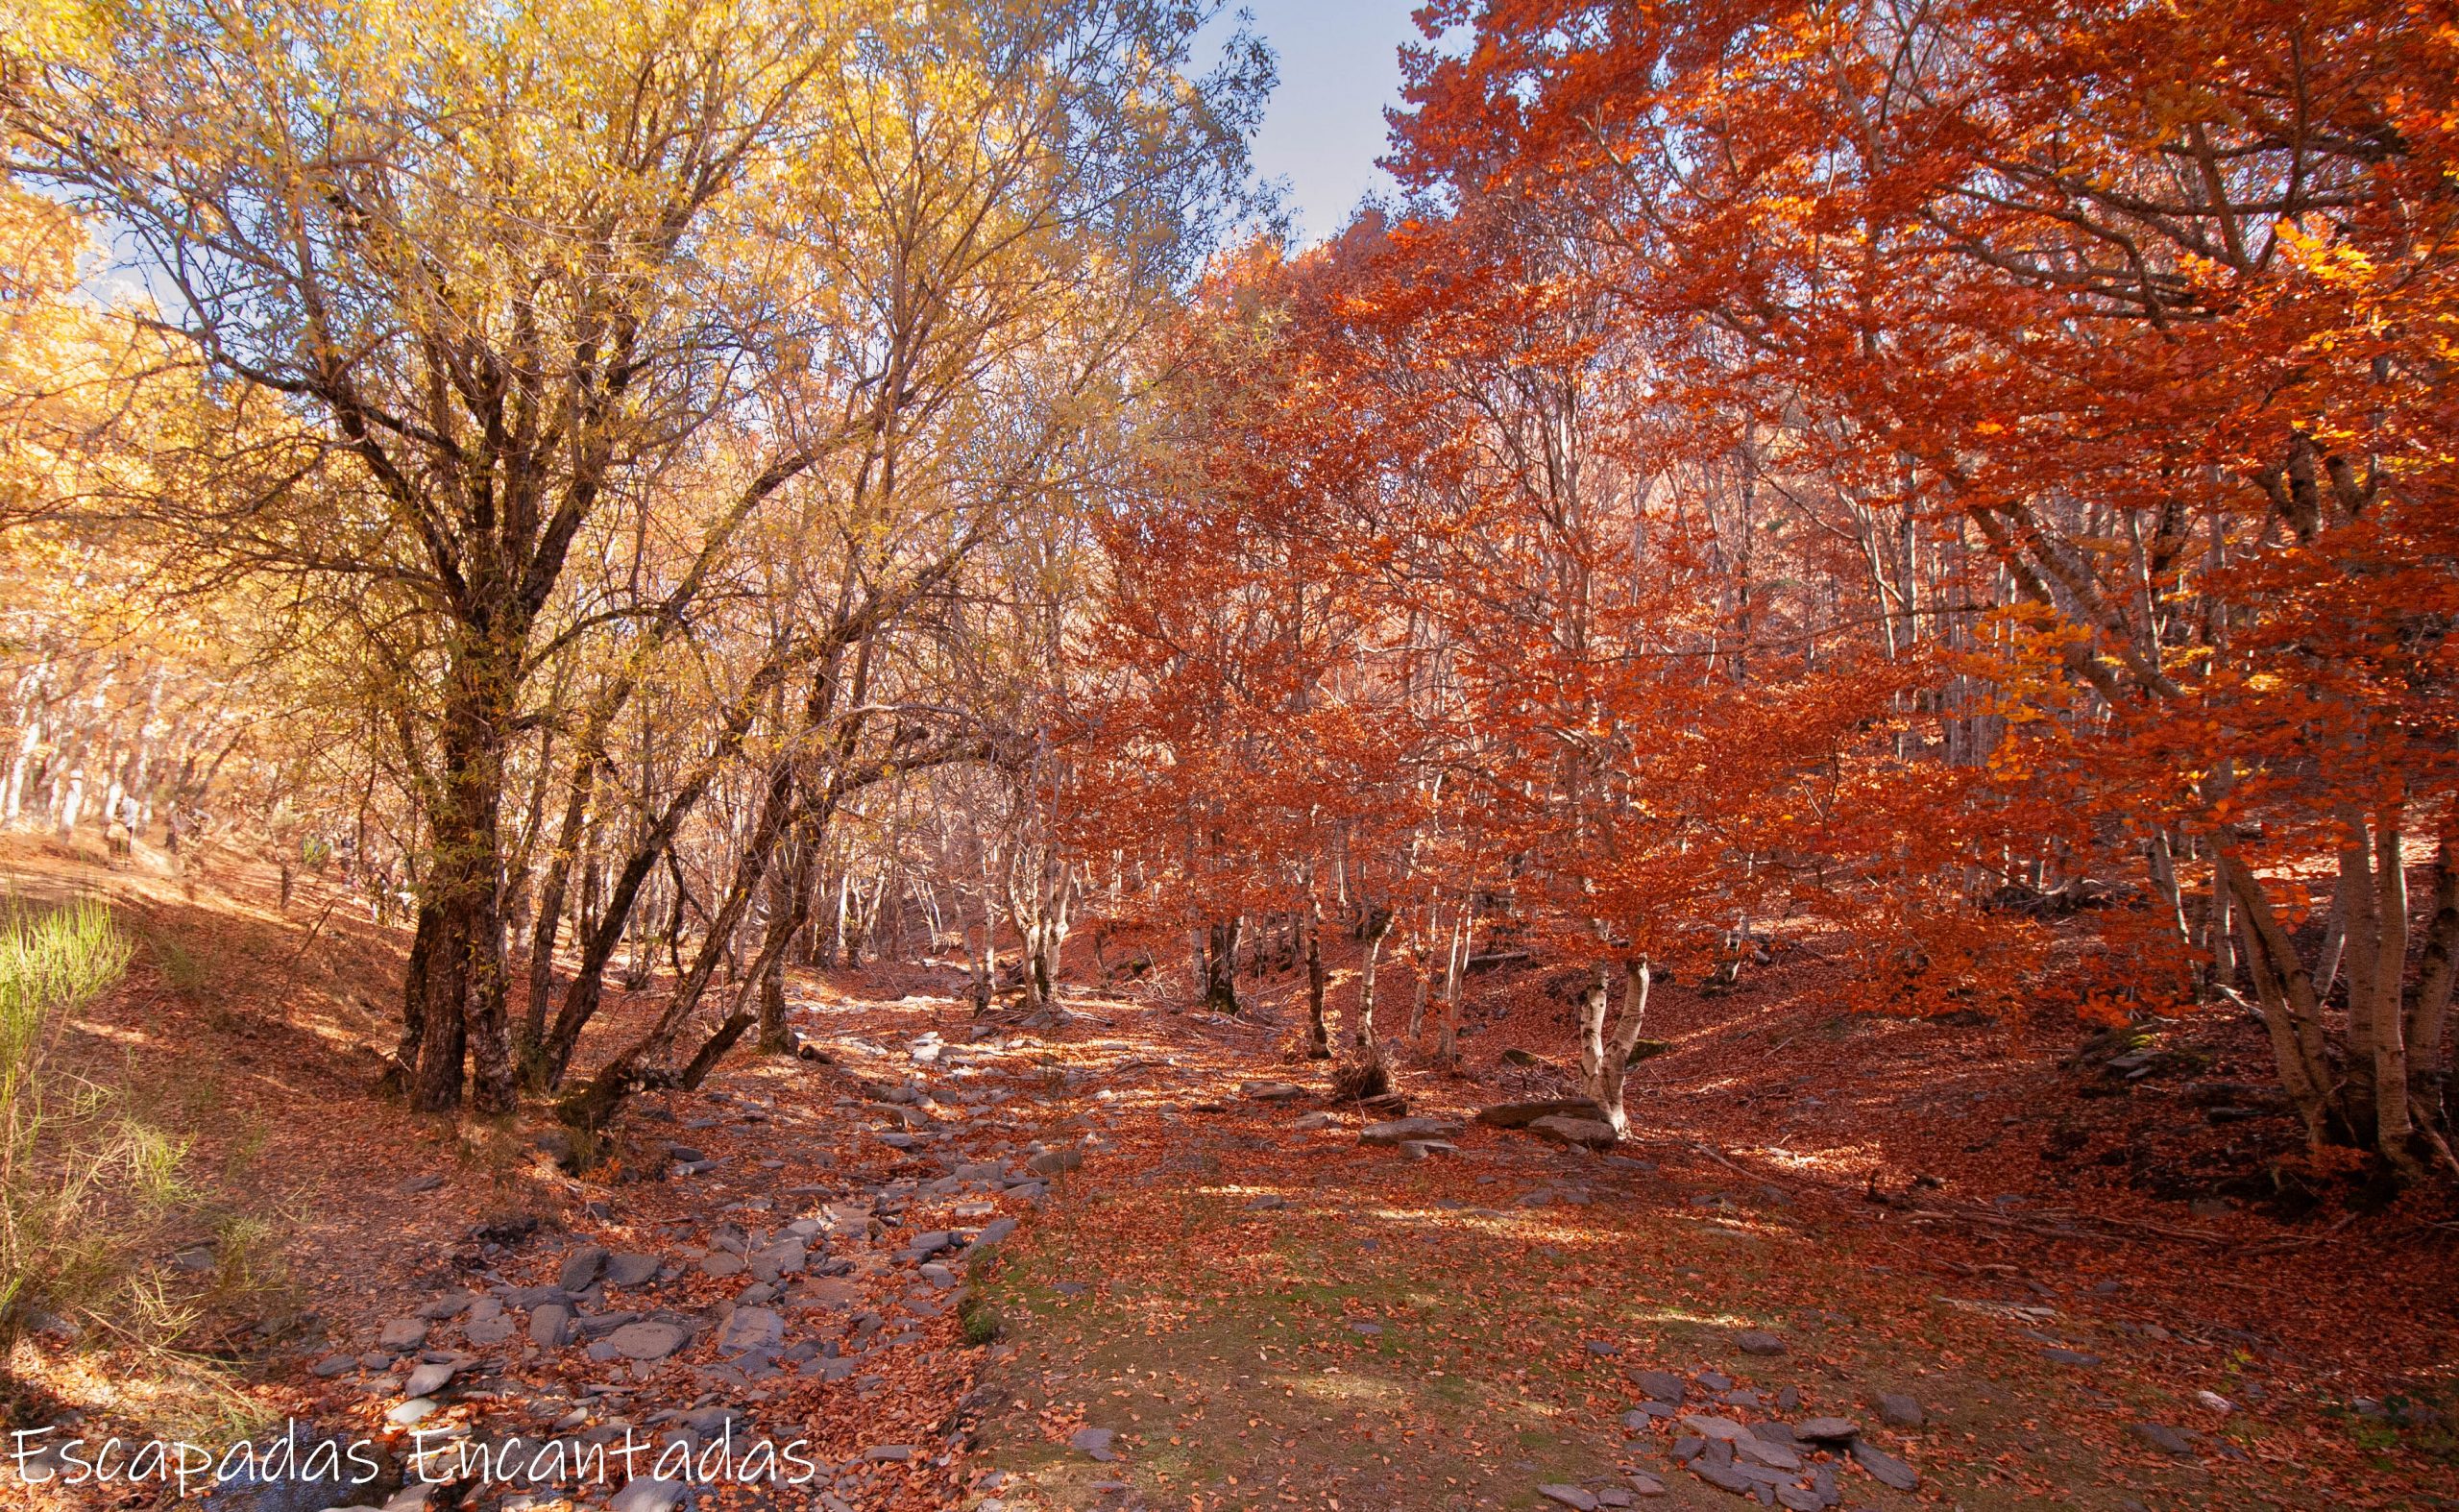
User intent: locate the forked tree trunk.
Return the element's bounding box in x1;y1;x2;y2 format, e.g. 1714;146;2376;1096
1575;958;1653;1138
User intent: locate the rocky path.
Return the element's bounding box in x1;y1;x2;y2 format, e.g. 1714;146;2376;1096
212;983;2454;1512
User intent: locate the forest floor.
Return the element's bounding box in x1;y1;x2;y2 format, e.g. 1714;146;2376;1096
3;839;2456;1512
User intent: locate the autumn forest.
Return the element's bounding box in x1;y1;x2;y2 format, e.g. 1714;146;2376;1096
2;1;2455;1509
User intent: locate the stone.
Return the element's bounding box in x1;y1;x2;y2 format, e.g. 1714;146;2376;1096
607;1477;687;1512
2130;1422;2196;1458
1629;1369;1688;1403
973;1216;1018;1248
417;1291;475;1321
2194;1390;2234;1414
1476;1098;1610;1129
308;1353;354;1378
1359;1117;1463;1147
1695;1370;1734;1392
605;1322;688;1361
1679;1414;1750;1442
1874;1392;1925;1427
604;1253;661;1288
748;1240;807;1281
1400;1139;1461;1159
464;1315;515;1346
718;1306;784;1359
1526;1115;1619;1150
1246;1194;1288;1210
402;1360;457;1398
1689;1459;1759;1496
376;1317;427;1352
1623;1404;1678;1427
1028;1147;1083;1176
1794;1417;1859;1442
558;1245;609;1292
1536;1486;1598;1510
530;1304;572;1349
1626;1471;1667;1497
1732;1436;1801;1472
2042;1347;2102;1367
387;1399;439;1427
1293;1111;1340;1131
398;1172;447;1195
700;1252;746;1279
1585;1340;1619;1356
1849;1441;1919;1490
1244;1081;1309;1102
1070;1427;1117;1462
1733;1329;1787;1356
501;1285;571;1310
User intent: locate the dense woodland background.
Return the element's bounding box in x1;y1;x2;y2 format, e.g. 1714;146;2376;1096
3;0;2457;1259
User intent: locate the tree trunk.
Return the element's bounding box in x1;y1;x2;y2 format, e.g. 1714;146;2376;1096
1351;907;1392;1053
1575;959;1651;1138
2218;847;2340;1151
1432;904;1471;1066
522;745;599;1073
1203;917;1241;1014
1304;904;1329;1060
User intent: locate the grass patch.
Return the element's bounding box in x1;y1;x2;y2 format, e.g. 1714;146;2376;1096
0;893;196;1345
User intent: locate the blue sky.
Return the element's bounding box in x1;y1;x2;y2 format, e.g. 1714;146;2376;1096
1200;0;1425;242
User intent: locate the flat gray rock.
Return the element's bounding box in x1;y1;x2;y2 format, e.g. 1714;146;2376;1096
604;1253;661;1288
1875;1391;1925;1427
1678;1414;1749;1442
716;1306;783;1358
604;1322;687;1360
700;1252;746;1279
1732;1435;1801;1472
607;1476;686;1512
376;1318;427;1351
2131;1422;2196;1457
1850;1440;1919;1489
1527;1115;1619;1149
1628;1368;1687;1402
1069;1427;1116;1462
401;1360;456;1398
557;1245;608;1292
1734;1329;1786;1355
529;1303;571;1349
1793;1416;1858;1442
1536;1486;1597;1511
463;1315;515;1346
1359;1117;1462;1146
